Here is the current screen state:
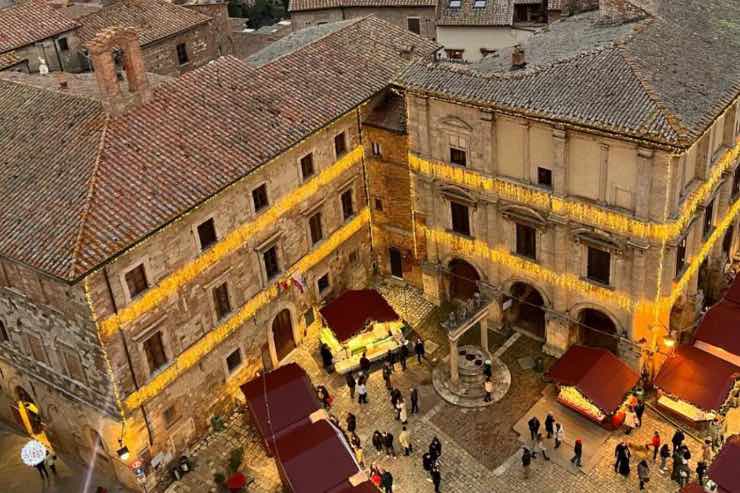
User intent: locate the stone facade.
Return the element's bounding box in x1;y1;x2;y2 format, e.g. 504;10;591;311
291;6;437;39
137;23;217;77
10;31;85;73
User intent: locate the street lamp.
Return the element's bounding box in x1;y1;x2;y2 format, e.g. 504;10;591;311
117;440;130;461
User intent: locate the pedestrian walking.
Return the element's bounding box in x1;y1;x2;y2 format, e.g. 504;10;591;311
483;378;493;402
381;468;394;493
398;399;408;425
545;412;555;439
410;387;419;414
317;385;332;409
624;407;638;435
671;429;685;454
431;462;441;493
346;412;357;433
618;444;631;477
709;416;726;451
360;352;371;375
355;445;365;468
415;338;426;363
358;378;368;404
387;351;396;372
637;459;650;490
34;461;49;480
671;447;682;482
399;426;412;456
696;461;707;485
554;422;564;449
678;454;690;487
535;433;550;461
45;451;57;476
372;430;384;453
346;372;357;399
522;447;532;479
650;431;661;462
702;439;713;464
370;465;382;487
429;436;442;460
659;443;670;472
527;416;541;442
423;452;433;476
635;400;645;427
400;342;409;371
384;431;397;458
570;439;583;467
382;362;393;391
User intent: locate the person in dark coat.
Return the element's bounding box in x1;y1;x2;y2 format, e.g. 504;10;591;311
614;442;626;472
345;372;356;399
415;338;425;363
431;462;442;492
400;342;409;370
380;469;394;493
570;439;583;467
635;400;646;427
320;343;333;371
527;416;541;442
618;444;631;477
410;387;419;414
429;436;442;460
544;412;555;439
360;352;371;374
372;430;384;453
696;461;707;485
383;431;396;458
346;413;357;434
659;443;670;472
387;351;396;372
382;362;393;391
522;448;532;479
391;388;402;408
672;429;685;454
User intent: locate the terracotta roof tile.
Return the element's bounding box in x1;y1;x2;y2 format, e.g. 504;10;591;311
77;0;212;47
0;0;80;53
0;51;23;70
289;0;435;11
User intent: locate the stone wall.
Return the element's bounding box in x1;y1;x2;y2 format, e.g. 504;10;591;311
184;2;235;57
14;31;85;73
140;23;216;76
291;6;437;39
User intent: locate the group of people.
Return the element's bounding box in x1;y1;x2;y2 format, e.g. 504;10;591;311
522;412;574;477
622;394;646;435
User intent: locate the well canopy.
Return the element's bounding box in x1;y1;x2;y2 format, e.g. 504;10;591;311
655;345;740;413
707;435;740;493
546;345;639;414
240;363;321;449
320;289;400;343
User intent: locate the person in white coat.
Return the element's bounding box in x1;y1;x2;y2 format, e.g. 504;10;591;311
398;399;408;425
554;421;565;449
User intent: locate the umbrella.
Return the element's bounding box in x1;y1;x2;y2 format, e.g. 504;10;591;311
226;471;246;491
21;440;47;466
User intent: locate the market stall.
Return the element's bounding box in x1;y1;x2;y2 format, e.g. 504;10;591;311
546;345;640;428
319;289;409;374
655;345;740;426
707;434;740;493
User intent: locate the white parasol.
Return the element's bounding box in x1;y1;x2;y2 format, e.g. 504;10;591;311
21;440;47;466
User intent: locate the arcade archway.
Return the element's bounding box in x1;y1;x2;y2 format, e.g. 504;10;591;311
272;309;296;362
577;308;619;354
448;258;480;301
509;282;546;339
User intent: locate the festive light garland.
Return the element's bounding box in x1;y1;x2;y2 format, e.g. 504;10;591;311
98;146;365;339
409;137;740;242
122;208;370;412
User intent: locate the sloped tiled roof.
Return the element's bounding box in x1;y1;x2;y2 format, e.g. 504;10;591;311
0;0;80;54
0;51;23;70
289;0;435;12
400;0;740;146
0;16;438;280
77;0;212;47
437;0;514;26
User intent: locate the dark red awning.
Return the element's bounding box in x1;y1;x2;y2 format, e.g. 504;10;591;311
320;290;400;342
722;274;740;306
708;435;740;493
679;484;706;493
240;363;321;449
546;345;639;414
330;481;380;493
694;301;740;356
654;345;740;413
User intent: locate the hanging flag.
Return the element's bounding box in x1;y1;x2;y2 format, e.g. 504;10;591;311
292;272;307;293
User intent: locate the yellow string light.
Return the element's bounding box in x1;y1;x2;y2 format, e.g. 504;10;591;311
98;146;365;339
409;137;740;242
122;209;370;412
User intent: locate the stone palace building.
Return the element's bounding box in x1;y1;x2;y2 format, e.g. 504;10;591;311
0;0;738;490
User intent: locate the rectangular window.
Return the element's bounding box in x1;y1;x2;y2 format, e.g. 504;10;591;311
317;273;330;293
733;166;740;198
125;264;149;299
0;321;7;342
722;226;734;256
675;237;687;277
374;198;383;211
449;0;461;6
334;132;347;157
450;201;471;236
212;282;232;320
407;17;420;34
537;167;552;188
445;49;464;60
252;184;269;212
473;0;486;7
309;212;323;244
163;405;180;428
371;142;382;157
263;246;280;279
450;147;467;166
304;308;315;327
226;348;242;373
57;37;69;51
300;153;314;180
27;334;47;364
515;223;536;260
197;218;217;251
62;348;85;383
341;189;354;220
143;332;168;374
587;247;611;285
703;198;715;238
176;43;189;65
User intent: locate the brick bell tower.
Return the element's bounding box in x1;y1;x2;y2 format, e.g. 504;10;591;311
86;26;152;115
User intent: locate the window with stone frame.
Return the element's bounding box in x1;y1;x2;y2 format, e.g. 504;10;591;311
450;147;467;166
252;184;269;212
0;320;7;343
537;167;552;188
334;132;347;157
374;198;383;211
515;223;536;260
226;348;242;373
212;282;232;320
703;198;715;238
675;236;687;278
176;43;189;65
317;273;330;293
27;334;47;364
61;347;86;383
57;37;69;51
263;245;280;280
341;189;354;220
371;142;382;157
143;331;168;375
586;246;611;285
197;218;217;251
450;201;471;236
300;153;315;180
163;404;180;428
309;212;323;244
407;17;420;34
125;264;149;299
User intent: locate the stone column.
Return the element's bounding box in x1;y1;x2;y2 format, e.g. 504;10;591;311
449;337;459;385
552;128;567;196
544;311;569;357
480;316;489;352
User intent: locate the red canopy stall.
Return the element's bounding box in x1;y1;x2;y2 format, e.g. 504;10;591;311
707;435;740;493
240;363;322;455
693;301;740;367
546;346;639;428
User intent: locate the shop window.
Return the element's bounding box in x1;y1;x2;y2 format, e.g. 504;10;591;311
212;282;232;320
703;198;715;238
450;201;470;236
197;218;217;251
309;212;323;244
176;43;189;65
341;189;354;220
516;223;536;260
143;332;168;375
334;132;347;157
263;246;280;279
317;273;330;293
537;167;552;188
450;147;467;166
125;264;149;299
252;184;269;212
675;236;687;277
226;348;242;373
300;153;314;180
587;246;611;285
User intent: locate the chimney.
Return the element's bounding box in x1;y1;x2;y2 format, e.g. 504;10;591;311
86;27;151;115
511;45;526;70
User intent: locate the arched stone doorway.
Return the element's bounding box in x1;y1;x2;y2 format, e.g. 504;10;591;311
79;427;111;470
448;258;479;301
509;282;546;339
272;309;296;362
578;308;619;354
